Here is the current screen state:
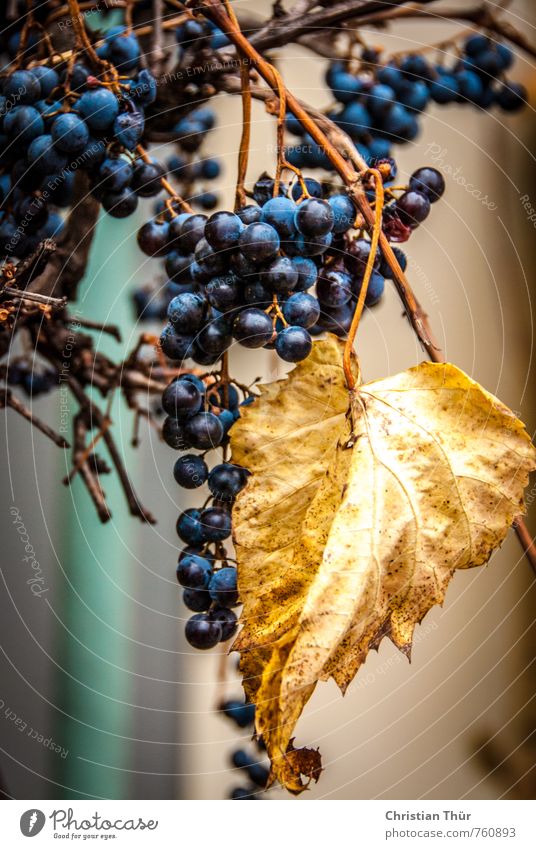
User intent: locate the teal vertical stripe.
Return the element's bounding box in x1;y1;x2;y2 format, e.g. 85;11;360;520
53;211;142;799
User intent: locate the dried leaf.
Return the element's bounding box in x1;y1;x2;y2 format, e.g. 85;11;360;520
231;336;536;792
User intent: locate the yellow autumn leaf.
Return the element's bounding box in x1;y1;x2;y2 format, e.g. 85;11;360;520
230;335;536;793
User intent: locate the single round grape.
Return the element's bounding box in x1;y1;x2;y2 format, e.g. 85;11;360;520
238;222;280;264
98;155;133;192
233;308;274;348
31;65;60;98
316;269;353;307
4;105;44;145
295;197;334;237
237;205;261;225
101;188;138;218
173;454;208;489
198;317;232;356
183;587;212;612
195;237;228;276
162;416;191;450
176;553;212;589
50;112;89;152
243;281;272;308
3;70;41;103
199;506;232;542
137;220;171;257
294;231;332;257
185;614;222;649
353;270;386;307
261;256;298;293
328;193;355;234
291;256;318;291
409;167;445;203
205;210;244;250
27;134;67;174
208;463;249;500
131;159;165;197
396;190;431;227
162;377;202;418
167;292;205;333
205;273;241;311
210;607;238;641
77;87;119;131
347;238;381;276
181;374;206;396
108;33;141;72
282;293;320;328
208;566;238;606
113;109;144;150
179;213;208;252
260;196;298;238
275;326;312;362
184;411;224;450
291;177;323;201
176;508;205;546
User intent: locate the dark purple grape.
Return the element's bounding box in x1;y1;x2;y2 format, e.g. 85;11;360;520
162;416;191;450
185;614;222;649
173;454;208;488
208;566;238;606
233;308;274;348
137;220;172;257
183;588;212;612
167;292;205;333
275;326;312;362
176;553;212;589
199;506;232;542
408;167;445;203
184;411;224;449
238;222;280;264
282;293;320;328
205;210;244;250
210;607;238;641
295;197;334;237
261;256;298;293
395;190;431;227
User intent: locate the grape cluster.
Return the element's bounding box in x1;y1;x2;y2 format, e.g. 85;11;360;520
164;370;252;649
156;165;445;649
287;37;526;170
0;26;161;262
154;163;445;364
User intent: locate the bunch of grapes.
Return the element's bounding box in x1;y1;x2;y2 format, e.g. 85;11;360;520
165;372;251;650
0;26;161;262
287;36;526;170
153;162;445;650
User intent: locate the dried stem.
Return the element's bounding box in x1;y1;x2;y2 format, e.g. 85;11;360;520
343;169;384;390
1;388;69;449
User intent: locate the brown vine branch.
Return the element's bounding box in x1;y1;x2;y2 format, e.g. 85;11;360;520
0;387;70;449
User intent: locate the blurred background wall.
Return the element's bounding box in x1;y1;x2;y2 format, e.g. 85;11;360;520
0;0;535;801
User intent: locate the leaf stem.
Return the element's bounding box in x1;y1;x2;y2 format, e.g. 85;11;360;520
343;169;384;390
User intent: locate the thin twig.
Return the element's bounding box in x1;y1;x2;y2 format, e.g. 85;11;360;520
1;388;69;449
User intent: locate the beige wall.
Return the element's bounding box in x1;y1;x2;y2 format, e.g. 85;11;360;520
183;0;536;799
